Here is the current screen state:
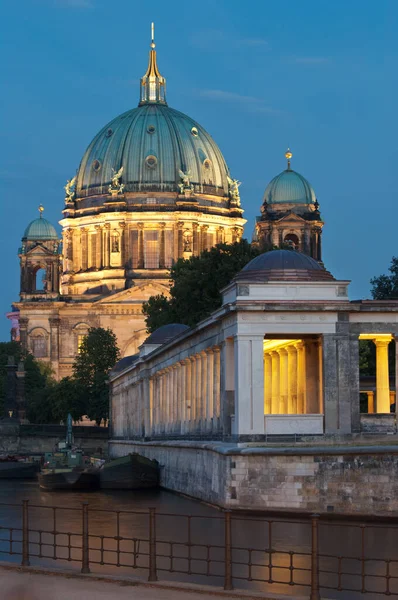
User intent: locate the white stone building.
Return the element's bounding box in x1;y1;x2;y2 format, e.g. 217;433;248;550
110;249;398;443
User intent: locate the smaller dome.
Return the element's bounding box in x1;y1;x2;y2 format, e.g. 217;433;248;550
23;217;58;241
236;249;335;282
264;169;316;205
145;323;190;345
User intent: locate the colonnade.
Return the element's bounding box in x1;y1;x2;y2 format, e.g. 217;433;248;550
360;334;394;413
264;339;321;415
151;346;221;436
63;222;241;274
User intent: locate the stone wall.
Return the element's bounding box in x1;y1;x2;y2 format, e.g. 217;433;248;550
360;413;396;434
0;423;108;455
110;439;398;516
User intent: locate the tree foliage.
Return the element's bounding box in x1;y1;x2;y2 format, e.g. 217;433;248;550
370;257;398;300
73;327;120;424
143;240;261;332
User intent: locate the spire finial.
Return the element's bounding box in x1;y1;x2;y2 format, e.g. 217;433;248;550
38;204;44;218
285;148;292;170
139;23;167;106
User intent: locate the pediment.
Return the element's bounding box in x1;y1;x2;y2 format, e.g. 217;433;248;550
95;281;170;305
25;244;54;257
275;212;307;224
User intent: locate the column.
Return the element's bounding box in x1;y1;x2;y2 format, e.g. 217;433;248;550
192;223;199;256
19;318;29;351
94;225;102;269
305;340;320;414
103;224;110;269
190;356;197;430
270;351;280;414
201;225;209;252
217;227;224;245
159;223;166;268
296;341;306;414
374;336;392;413
73;229;80;272
195;354;202;432
64;229;73;272
206;349;214;431
137;223;144;268
279;348;288;414
119;222;126;266
264;353;272;414
367;391;375;414
287;345;298;414
177;222;184;259
180;361;187;433
49;318;60;378
234;335;265;435
213;347;221;432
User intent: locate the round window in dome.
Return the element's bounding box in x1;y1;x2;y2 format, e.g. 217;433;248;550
191;127;198;137
147;125;156;134
145;155;157;169
105;128;113;138
92;159;101;172
204;159;211;170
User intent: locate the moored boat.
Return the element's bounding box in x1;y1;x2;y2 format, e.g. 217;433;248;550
0;459;39;479
99;454;159;490
38;468;99;491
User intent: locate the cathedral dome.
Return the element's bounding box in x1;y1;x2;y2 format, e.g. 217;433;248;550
23;211;58;241
236;249;335;282
263;151;316;205
75;104;230;199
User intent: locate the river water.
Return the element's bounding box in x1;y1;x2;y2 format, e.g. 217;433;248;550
0;480;397;600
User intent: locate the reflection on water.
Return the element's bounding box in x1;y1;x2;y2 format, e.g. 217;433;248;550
0;481;397;600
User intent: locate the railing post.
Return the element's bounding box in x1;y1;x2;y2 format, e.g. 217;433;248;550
224;510;233;591
21;500;30;566
81;502;90;574
148;507;157;582
310;514;320;600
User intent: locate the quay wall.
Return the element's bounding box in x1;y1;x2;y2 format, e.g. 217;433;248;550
110;439;398;516
0;424;108;455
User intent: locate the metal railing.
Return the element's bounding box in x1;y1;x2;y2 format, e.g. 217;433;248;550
0;501;397;599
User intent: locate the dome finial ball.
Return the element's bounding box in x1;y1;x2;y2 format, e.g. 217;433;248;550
285;148;293;169
38;204;44;217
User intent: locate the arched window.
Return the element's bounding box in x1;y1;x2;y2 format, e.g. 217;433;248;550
284;233;300;250
30;329;48;358
35;267;47;291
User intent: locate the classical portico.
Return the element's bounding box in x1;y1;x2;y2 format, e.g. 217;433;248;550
110;249;398;443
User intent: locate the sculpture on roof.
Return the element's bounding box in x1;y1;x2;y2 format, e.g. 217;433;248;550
109;167;125;195
64;176;76;203
227;176;241;206
178;169;193;194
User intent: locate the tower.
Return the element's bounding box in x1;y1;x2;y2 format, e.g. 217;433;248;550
254;150;324;261
19;206;61;301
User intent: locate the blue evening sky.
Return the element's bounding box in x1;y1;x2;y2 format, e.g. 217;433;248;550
1;0;397;340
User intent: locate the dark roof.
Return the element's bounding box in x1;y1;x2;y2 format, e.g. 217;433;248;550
236;249;335;282
111;353;139;374
144;323;190;345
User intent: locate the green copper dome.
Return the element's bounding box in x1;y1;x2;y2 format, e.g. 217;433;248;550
23;216;58;240
264;168;316;205
74;34;232;201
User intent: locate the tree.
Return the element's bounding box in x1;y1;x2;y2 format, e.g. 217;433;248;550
143;239;261;332
370;257;398;300
73;327;120;424
0;341;54;416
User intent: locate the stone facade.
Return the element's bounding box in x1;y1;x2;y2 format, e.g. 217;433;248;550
110;440;398;516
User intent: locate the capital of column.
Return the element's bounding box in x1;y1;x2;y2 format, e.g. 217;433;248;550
118;222;126;229
373;336;393;347
177;221;184;230
159;222;166;229
287;344;297;355
49;318;61;328
94;224;103;231
192;223;199;231
104;223;111;230
201;225;209;231
137;222;144;230
80;226;88;233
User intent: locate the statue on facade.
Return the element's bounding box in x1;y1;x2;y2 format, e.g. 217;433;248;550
178;169;193;194
109;167;125;195
64;176;76;203
227;176;241;206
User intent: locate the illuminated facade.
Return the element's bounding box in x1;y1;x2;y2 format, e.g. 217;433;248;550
11;30;245;379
